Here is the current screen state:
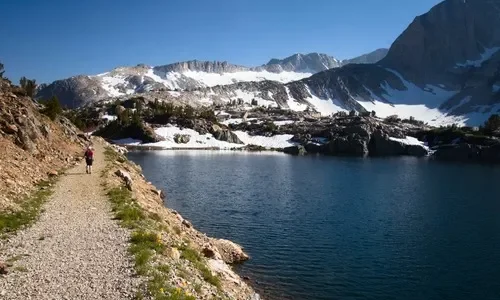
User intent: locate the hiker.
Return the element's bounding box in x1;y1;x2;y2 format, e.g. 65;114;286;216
84;146;94;174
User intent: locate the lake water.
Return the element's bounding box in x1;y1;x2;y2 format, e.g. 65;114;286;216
127;151;500;300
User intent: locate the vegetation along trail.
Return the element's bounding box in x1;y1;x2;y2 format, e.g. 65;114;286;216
0;142;140;299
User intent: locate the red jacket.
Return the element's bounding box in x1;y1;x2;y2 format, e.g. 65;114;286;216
84;150;94;159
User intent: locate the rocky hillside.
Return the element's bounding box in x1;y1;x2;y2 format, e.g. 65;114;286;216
36;50;388;108
0;78;87;211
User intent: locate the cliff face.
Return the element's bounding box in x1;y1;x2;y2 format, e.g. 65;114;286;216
0;78;87;211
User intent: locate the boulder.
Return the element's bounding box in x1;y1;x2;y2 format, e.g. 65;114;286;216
0;261;7;275
182;219;192;228
201;244;222;260
77;133;90;141
214;239;250;264
368;131;406;156
304;142;326;154
173;134;190;144
211;126;243;144
47;170;58;177
407;144;429;157
2;124;18;134
164;247;181;260
283;145;307;156
327;136;368;156
433;143;482;161
114;169;133;190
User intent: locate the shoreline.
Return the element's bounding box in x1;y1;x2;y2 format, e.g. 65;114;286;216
103;139;262;299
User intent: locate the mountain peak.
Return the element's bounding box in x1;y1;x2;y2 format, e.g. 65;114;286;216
264;53;341;73
154;60;249;74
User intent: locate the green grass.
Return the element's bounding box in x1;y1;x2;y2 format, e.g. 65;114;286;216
156;264;171;273
14;266;28;272
107;187;145;229
103;147;220;299
180;246;221;288
0;180;55;234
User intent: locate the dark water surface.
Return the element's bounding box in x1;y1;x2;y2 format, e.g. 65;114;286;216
127;151;500;300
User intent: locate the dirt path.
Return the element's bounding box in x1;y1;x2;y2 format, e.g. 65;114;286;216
0;142;139;299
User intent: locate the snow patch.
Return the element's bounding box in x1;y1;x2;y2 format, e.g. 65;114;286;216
101;114;117;121
456;47;500;68
233;131;296;148
285;87;309;111
274;120;295;126
389;136;426;147
304;86;348;116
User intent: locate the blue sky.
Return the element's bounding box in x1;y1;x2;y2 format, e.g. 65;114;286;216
0;0;441;83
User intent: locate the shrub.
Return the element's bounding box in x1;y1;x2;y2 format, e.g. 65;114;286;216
40;96;63;120
263;121;277;132
385;115;400;123
19;77;37;97
483;114;500;135
0;62;4;78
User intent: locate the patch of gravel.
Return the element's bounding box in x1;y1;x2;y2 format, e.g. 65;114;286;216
0;143;141;299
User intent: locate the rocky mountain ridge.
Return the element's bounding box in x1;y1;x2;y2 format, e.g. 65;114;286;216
37;0;500;126
36;50;388;108
110;0;500;126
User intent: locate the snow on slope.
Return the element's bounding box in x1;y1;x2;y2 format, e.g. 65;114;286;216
456;47;500;67
389;136;429;148
233;131;296;148
356;69;464;126
145;68;310;90
179;70;311;87
303;87;348;116
113;125;296;149
95;67;312;98
285;87;309;111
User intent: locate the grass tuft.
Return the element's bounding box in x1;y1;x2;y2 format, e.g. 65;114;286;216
180;245;221;288
0;180;55;234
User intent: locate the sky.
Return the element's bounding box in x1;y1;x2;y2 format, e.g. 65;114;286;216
0;0;442;83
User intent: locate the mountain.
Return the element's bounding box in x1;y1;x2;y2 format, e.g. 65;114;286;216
182;0;499;126
36;50;387;108
342;48;389;65
262;53;342;73
41;0;500;126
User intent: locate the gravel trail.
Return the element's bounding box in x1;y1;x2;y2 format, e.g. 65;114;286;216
0;142;139;299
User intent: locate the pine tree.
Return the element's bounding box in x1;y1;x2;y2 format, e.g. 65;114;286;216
0;62;4;78
20;76;27;90
41;96;63;120
25;79;37;97
19;77;37;97
484;114;500;135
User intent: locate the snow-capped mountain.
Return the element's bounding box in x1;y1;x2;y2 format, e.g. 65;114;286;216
126;0;500;126
36;51;388;108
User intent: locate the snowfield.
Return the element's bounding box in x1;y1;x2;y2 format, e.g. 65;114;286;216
389;136;429;149
113;125;296;150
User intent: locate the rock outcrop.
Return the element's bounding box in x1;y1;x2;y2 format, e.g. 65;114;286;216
173;134;190;144
210;124;243;144
283;145;307;156
0;78;86;211
433;142;500;163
